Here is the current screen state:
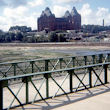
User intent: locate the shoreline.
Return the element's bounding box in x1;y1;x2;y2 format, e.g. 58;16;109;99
0;42;110;47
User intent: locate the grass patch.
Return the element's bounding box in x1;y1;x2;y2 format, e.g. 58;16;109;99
0;47;72;63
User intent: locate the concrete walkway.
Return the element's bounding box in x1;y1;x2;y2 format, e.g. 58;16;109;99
12;84;110;110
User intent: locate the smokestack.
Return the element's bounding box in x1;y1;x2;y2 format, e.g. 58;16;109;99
103;19;104;27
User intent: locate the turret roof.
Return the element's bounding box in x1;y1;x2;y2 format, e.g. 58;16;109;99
64;10;71;18
71;7;79;16
41;7;54;17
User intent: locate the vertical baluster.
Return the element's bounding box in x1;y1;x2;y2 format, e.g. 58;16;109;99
72;57;75;67
68;70;73;93
99;54;103;63
59;58;63;69
31;61;34;73
45;60;49;98
104;64;108;84
26;77;29;104
84;56;87;65
92;55;95;64
13;63;16;76
88;68;92;88
0;81;3;110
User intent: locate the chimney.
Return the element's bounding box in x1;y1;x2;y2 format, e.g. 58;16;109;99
103;19;104;27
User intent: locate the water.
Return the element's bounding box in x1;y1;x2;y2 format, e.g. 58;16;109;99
50;49;110;56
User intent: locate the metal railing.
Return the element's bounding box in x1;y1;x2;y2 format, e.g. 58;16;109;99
0;62;110;110
0;53;110;78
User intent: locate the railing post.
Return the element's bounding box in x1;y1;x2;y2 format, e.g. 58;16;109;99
92;55;95;64
68;70;73;93
0;81;3;110
26;77;29;104
45;60;49;71
44;74;49;98
22;77;29;104
30;61;34;73
45;60;49;98
22;77;31;104
72;57;75;67
88;68;92;88
59;58;63;69
99;54;103;63
84;56;87;65
13;63;17;76
104;64;108;84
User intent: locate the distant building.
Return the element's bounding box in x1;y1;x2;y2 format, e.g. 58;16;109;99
38;7;81;31
9;26;32;33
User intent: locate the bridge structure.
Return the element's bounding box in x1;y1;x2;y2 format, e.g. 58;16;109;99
0;53;110;110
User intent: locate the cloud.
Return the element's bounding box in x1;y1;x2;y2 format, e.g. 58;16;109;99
7;0;27;7
0;0;28;8
96;7;110;25
96;8;109;17
79;3;94;25
53;0;82;4
28;0;45;7
4;6;28;17
0;0;6;7
79;4;92;17
0;16;9;31
79;3;110;26
53;5;71;17
0;6;40;31
0;6;28;31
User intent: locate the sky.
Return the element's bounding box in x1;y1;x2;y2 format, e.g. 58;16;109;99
0;0;110;31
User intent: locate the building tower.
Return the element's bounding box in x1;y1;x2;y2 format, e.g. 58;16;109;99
71;7;81;30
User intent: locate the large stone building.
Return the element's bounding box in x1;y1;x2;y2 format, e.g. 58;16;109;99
38;7;81;31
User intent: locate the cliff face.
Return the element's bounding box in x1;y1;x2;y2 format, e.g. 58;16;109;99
38;7;81;31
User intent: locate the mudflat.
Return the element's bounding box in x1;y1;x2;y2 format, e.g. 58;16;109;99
0;42;110;63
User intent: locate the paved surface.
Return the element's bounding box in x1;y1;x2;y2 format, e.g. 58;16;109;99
12;84;110;110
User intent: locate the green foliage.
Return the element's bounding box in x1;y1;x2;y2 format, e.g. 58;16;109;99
0;30;67;43
36;35;49;42
16;32;23;41
58;34;66;42
48;32;58;42
48;31;67;42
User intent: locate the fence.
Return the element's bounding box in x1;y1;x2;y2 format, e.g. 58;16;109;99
0;53;110;78
0;62;110;110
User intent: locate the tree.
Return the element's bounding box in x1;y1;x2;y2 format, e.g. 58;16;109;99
9;33;16;41
16;32;23;41
48;32;58;42
58;34;66;42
